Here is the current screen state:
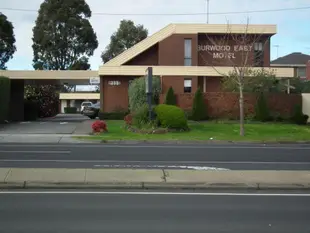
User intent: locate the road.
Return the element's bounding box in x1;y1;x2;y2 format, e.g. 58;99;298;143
0;143;310;170
0;191;309;233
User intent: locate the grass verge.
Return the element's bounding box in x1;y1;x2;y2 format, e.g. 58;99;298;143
74;120;310;142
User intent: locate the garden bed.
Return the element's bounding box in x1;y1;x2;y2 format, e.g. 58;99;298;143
76;120;310;142
125;125;189;134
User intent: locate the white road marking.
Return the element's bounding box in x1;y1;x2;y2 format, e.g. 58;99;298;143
0;151;71;154
93;164;230;170
0;191;310;196
0;144;310;150
0;159;308;165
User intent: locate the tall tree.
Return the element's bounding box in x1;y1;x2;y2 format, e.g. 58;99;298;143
0;13;16;69
199;18;272;136
69;56;90;70
32;0;98;70
101;20;148;63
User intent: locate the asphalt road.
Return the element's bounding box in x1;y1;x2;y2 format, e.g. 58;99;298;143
0;191;309;233
0;143;310;170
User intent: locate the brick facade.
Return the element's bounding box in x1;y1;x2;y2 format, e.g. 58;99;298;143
307;60;310;80
160;92;301;119
100;25;287;115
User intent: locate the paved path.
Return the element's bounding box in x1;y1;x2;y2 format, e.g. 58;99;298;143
0;114;92;135
1;143;310;170
0;191;309;233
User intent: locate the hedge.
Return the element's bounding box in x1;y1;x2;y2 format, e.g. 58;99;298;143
0;76;11;123
64;107;77;114
99;111;129;120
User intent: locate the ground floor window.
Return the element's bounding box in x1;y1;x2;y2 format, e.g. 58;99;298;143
184;78;192;93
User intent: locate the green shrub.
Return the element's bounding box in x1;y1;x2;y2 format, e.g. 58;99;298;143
291;104;309;125
132;104;151;128
0;76;10;123
191;88;208;121
154;104;188;130
164;87;176;105
128;76;161;113
64;107;77;114
24;100;39;121
254;92;271;122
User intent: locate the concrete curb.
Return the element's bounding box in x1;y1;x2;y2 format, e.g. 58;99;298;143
1;182;309;190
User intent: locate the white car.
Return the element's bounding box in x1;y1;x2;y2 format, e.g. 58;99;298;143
80;101;93;114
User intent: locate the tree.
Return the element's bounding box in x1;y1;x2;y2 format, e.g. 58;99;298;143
32;0;98;70
199;19;273;136
192;88;208;121
222;69;283;93
128;76;161;113
101;20;148;63
69;56;90;70
164;87;176;105
0;13;16;69
254;92;270;122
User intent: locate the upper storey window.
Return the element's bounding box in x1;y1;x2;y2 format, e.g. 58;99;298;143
184;39;192;66
254;42;264;67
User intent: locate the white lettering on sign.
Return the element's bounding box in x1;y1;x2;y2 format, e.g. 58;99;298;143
108;81;121;86
198;44;253;59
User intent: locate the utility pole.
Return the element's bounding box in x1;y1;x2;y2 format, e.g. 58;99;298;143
273;45;280;58
206;0;210;24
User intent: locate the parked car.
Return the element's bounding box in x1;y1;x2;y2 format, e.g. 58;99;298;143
83;102;100;119
80;101;93;114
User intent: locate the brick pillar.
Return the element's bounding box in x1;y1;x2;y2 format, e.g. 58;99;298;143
10;79;24;122
100;76;104;112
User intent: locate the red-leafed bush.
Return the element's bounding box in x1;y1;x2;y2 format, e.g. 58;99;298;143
124;114;133;125
92;120;108;133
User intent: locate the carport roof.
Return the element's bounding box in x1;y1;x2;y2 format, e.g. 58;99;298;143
0;70;98;80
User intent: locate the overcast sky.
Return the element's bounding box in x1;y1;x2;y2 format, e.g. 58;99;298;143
1;0;310;70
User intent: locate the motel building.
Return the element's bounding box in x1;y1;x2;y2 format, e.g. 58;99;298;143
0;23;301;121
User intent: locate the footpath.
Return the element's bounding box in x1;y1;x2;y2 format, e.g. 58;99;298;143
0;134;89;144
1;168;309;190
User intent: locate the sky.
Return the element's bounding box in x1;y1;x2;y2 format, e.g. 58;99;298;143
1;0;310;71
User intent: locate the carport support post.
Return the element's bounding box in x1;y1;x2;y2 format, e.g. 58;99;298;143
146;67;153;121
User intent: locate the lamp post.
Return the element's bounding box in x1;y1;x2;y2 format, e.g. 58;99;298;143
206;0;210;24
145;67;153;121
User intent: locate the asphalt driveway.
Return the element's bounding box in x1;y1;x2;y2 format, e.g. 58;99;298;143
0;114;94;135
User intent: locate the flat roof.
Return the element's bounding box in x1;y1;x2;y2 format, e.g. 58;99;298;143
0;70;98;80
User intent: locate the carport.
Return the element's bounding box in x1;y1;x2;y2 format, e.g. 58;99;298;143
0;70;100;121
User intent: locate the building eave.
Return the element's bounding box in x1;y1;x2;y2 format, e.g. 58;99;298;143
0;70;98;80
99;65;294;78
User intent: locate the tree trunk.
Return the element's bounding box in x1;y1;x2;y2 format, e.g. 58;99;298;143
239;85;245;136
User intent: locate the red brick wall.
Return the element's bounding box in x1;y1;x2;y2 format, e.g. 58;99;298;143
100;76;132;112
307;60;310;80
160;92;301;119
198;34;271;67
158;34;198;66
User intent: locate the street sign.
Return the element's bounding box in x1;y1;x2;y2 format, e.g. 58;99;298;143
89;77;100;85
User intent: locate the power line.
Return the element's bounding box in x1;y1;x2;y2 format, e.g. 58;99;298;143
0;6;310;16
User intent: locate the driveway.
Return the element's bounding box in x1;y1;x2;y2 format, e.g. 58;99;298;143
0;114;94;135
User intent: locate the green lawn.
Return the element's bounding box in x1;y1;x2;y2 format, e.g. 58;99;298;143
75;120;310;142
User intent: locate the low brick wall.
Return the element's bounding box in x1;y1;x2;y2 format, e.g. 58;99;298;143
160;92;302;119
